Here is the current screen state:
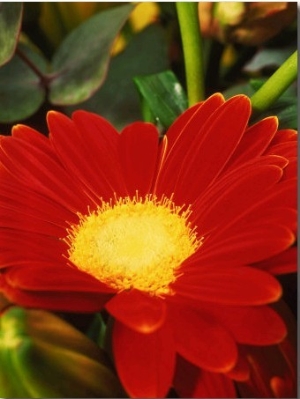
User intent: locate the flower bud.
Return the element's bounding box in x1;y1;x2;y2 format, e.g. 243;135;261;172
0;306;125;398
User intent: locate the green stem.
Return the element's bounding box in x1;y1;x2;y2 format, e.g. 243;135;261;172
176;2;205;105
16;47;51;87
250;51;297;113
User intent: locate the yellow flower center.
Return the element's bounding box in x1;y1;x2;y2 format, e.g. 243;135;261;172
65;195;201;296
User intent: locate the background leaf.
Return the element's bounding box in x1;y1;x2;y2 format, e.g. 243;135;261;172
0;307;125;398
251;97;297;130
0;43;48;123
249;78;297;129
0;3;23;66
224;82;297;129
49;4;134;106
67;24;170;131
134;70;188;129
223;82;256;99
244;45;296;73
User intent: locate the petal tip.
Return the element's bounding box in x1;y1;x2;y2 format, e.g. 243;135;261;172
46;110;65;127
11;124;24;134
231;93;251;107
208;92;225;103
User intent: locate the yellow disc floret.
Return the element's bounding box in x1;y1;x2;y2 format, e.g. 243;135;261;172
65;195;201;296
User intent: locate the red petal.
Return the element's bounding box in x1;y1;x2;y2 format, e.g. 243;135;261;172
0;135;86;213
156;93;225;198
169;302;237;372
119;122;159;195
48;110;127;202
106;290;166;333
113;320;175;398
222;302;295;397
269;129;297;146
3;264;114;293
0;231;67;266
200;304;287;345
0;204;70;237
0;174;76;231
225;354;250;381
192;163;283;235
191;158;289;242
259;178;297;209
174;355;237;398
270;376;295;398
12;124;52;150
237;336;297;398
165;93;225;150
225;116;278;170
174;266;282;305
282;158;297;181
74;112;141;198
217;207;297;238
199;223;295;264
0;210;63;237
0;275;109;312
162;95;251;203
255;246;297;275
265;142;297;159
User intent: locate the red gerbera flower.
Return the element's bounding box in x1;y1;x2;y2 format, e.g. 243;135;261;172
0;93;297;397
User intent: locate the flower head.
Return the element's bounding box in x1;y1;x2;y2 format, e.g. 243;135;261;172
0;93;297;397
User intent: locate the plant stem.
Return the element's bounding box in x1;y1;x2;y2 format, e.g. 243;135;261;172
176;2;205;105
250;50;297;113
16;47;50;87
16;47;45;82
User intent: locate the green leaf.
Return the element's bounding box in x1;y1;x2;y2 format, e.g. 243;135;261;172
0;43;48;123
251;97;297;130
49;4;134;106
275;102;297;129
224;82;297;130
67;24;169;131
134;70;188;129
248;78;297;129
244;45;296;73
223;82;256;99
0;3;23;66
86;313;107;348
0;307;125;398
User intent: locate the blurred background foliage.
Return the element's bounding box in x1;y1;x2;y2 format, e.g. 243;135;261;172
0;2;297;135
